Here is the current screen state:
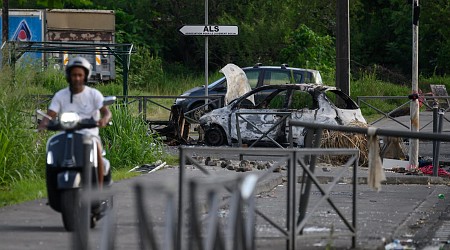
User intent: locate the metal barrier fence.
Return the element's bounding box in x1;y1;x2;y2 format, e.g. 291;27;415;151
69;146;359;250
179;147;359;250
32;94;223;124
357;95;450;130
289;120;450;176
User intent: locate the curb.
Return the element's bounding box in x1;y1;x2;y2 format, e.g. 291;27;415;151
254;174;284;195
297;175;450;185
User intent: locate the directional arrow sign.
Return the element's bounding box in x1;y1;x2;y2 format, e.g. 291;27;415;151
179;25;239;36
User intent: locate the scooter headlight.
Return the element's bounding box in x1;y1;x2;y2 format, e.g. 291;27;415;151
60;112;80;129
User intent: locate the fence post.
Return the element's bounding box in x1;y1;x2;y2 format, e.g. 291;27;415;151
433;109;445;176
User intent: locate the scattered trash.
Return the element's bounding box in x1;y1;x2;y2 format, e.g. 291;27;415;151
419;165;450;177
128;160;167;173
384;239;408;250
322;167;331;172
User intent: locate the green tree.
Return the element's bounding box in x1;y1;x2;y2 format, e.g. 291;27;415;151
281;24;335;76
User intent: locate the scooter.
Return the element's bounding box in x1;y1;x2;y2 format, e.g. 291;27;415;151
39;96;116;231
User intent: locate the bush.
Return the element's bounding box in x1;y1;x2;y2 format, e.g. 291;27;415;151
0;67;46;186
100;105;164;170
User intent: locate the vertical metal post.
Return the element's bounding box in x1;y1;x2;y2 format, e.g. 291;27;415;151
177;147;186;250
1;0;9;67
143;97;147;122
409;0;420;169
352;158;358;249
204;0;209;105
286;152;296;250
433;109;444;176
432;104;438;173
73;137;93;250
297;129;323;229
122;51;129;104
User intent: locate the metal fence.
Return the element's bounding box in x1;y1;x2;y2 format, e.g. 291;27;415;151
178;147;359;250
69;146;360;250
357;95;450;131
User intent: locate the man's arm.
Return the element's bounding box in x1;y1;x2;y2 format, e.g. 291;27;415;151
37;110;58;131
98;106;112;128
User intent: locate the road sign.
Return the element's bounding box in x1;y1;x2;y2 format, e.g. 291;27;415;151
179;25;238;36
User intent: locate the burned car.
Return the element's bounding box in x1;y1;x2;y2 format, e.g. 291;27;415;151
199;84;366;146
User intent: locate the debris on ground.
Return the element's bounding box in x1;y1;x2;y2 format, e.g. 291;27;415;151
419;165;450;177
320;121;370;167
128;160;167;173
384;239;415;250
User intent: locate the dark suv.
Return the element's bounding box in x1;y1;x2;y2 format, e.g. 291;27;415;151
174;64;323;120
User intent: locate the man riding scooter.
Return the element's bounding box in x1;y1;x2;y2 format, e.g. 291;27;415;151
38;56;112;186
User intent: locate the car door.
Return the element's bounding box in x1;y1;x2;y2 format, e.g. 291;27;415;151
229;89;288;144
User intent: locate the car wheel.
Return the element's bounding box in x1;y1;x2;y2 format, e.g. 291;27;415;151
205;125;226;146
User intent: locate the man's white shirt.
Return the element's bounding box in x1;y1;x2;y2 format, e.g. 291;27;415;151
49;86;104;136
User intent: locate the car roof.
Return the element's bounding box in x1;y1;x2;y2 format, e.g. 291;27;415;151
241;65;321;74
245;83;336;93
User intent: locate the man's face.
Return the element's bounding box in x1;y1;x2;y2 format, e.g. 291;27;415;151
69;67;86;91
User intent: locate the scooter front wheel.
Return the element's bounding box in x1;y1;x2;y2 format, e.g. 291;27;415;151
60;189;80;232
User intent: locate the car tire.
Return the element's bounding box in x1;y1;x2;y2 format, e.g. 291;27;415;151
204;125;226;146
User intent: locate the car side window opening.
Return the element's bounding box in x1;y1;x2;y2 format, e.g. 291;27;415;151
325;90;359;109
289;90;316;110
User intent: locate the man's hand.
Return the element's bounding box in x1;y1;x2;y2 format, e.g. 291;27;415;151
37;110;57;132
97;117;110;128
98;106;112;128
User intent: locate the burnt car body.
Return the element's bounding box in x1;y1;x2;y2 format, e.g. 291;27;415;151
199;84;366;146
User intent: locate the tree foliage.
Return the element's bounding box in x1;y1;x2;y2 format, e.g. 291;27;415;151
10;0;450;77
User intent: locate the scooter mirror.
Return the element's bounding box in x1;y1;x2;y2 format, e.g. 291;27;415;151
103;96;116;106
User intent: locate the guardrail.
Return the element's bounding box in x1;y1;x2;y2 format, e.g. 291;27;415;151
357;95;450;130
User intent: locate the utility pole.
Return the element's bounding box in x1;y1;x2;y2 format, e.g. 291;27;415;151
204;0;209;105
336;0;350;97
409;0;420;169
1;0;9;67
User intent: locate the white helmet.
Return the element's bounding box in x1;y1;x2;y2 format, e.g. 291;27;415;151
65;56;92;82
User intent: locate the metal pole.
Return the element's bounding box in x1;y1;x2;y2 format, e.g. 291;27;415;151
204;0;209;106
297;129;323;231
1;0;9;67
433;109;444;176
409;0;420;170
432;104;438;173
177;147;185;250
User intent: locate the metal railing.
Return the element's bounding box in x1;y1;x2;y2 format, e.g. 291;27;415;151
32;94;223;125
289;120;450;176
357;95;450;130
179;146;359;250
